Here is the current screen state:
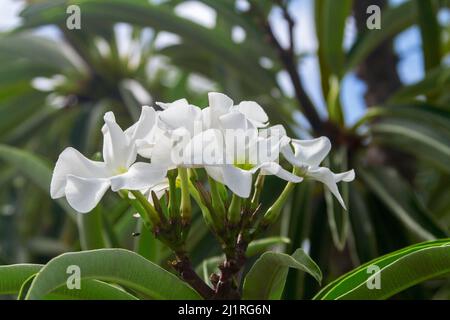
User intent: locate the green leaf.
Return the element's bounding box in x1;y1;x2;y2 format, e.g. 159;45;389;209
348;184;378;263
359;167;448;240
324;148;350;250
134;220;164;263
25;249;202;300
242;248;322;300
371;118;450;174
388;68;450;103
0;264;137;300
0;264;42;295
42;279;139;300
314;239;450;299
246;237;291;257
346;1;416;71
17;274;37;300
0;144;76;219
77;206;106;250
416;0;441;71
19;0;277;93
318;0;353;76
0;32;77;71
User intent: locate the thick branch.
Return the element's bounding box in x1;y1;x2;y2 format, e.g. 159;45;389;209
173;252;215;299
213;235;248;299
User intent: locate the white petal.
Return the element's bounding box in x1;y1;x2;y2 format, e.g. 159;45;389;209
307;167;349;210
50;147;109;199
159;102;201;134
183;129;225;166
334;169;355;182
151;128;191;168
65;175;110;213
110;162;167;192
219;111;247;131
222;165;253;198
208;92;233;114
257;162;303;183
291;137;331;167
102;111;136;170
135;139;155;159
124;106;156;142
205;166;225;183
201;107;215;130
237;101;268;126
146;179;170;204
156;98;188;110
281;143;300;167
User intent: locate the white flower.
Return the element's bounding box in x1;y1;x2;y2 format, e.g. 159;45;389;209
50;109;167;213
156;98;203;135
186;112;301;198
203;92;269;129
282;136;355;209
136;98;203;169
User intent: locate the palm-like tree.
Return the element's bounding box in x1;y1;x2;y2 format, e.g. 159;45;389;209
0;0;449;299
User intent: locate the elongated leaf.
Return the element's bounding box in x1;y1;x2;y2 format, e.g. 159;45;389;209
0;264;42;295
324;148;350;250
245;237;291;257
0;32;77;71
319;0;353;76
371;118;450;173
0;264;137;300
0;144;76;219
314;239;450;299
134;220;164;263
284;182;315;299
359;167;447;240
416;0;441;71
25;249;202;300
77;206;106;250
19;0;276;92
348;184;378;263
346;1;416;71
242;248;322;300
17;274;36;300
388;68;450;103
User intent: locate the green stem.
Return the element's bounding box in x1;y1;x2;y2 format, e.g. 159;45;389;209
188;181;215;229
261;181;296;226
208;176;226;224
167;169;179;222
227;194;242;225
130;190;160;226
179;167;192;224
250;174;265;210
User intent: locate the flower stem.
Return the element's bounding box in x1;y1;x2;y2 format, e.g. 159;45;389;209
130;190;160;226
260;181;296;226
167;169;179;222
188;180;215;229
179;167;192;224
227;194;242;226
250;174;265;210
208;176;226;225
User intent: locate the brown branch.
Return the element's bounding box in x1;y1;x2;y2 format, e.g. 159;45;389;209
172;252;215;299
251;1;324;134
213;235;248;299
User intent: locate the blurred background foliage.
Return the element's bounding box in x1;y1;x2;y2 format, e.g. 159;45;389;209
0;0;449;299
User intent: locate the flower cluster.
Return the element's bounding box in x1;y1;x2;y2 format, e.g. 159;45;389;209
50;92;354;218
